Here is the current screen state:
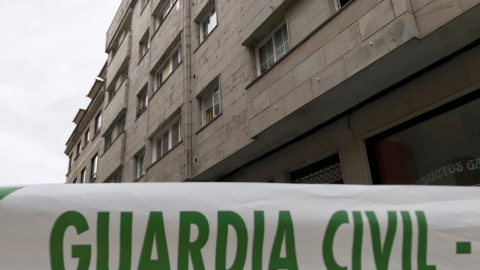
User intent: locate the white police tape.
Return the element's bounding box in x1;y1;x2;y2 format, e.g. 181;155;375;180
0;183;478;269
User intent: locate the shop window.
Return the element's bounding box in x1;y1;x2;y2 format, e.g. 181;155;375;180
367;91;480;186
290;154;344;184
153;117;181;162
200;6;217;42
257;23;289;75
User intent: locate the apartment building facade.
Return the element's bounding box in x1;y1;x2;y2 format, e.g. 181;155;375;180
65;64;106;184
66;0;480;186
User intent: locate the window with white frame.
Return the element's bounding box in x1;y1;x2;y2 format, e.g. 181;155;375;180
137;88;148;117
80;168;86;184
200;7;217;42
90;154;98;180
139;32;150;59
200;85;220;126
153;118;181;162
154;46;181;91
258;23;289;74
135;151;146;180
154;0;179;30
95;112;102;133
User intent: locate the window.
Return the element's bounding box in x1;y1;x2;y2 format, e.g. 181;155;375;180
153;47;181;91
153;118;181;162
290;155;344;184
76;142;82;157
91;154;98;180
73;178;77;184
142;0;150;10
68;154;73;170
104;116;125;150
80;168;86;184
366;91;480;186
200;7;217;42
135;152;146;180
95;112;102;133
154;0;179;30
137;88;148;117
139;31;150;59
258;23;289;74
84;129;90;143
201;86;220;126
334;0;351;10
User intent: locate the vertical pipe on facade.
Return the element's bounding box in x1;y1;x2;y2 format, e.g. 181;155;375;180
183;0;193;180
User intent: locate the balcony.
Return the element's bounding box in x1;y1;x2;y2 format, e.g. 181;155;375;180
98;132;125;181
107;32;131;88
103;79;128;132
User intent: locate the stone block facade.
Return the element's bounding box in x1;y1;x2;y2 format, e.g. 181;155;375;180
66;0;480;186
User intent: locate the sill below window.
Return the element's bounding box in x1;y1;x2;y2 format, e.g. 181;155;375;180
194;26;218;53
147;140;183;170
138;49;149;65
135;175;145;182
82;141;89;149
149;63;182;101
245;49;293;90
136;109;147;121
92;129;101;141
196;112;222;134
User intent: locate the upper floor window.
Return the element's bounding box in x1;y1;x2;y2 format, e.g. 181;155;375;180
137;87;148;118
258;23;289;74
80;168;86;184
141;0;150;10
334;0;351;10
199;80;220;127
139;31;150;59
95;112;102;133
153;118;181;162
90;154;98;180
135;151;146;180
104;116;125;150
84;129;90;143
68;154;73;171
76;142;82;157
154;46;181;91
154;0;179;30
200;7;217;42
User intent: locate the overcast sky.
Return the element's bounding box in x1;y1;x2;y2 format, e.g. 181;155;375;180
0;0;120;186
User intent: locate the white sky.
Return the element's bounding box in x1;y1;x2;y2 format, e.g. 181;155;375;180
0;0;121;186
